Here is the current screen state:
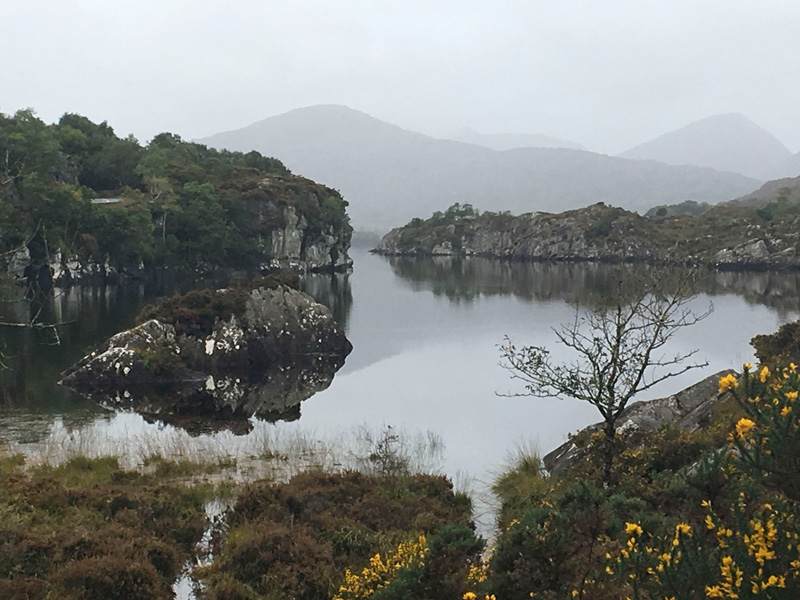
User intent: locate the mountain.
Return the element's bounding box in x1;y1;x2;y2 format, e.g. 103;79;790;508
200;105;761;232
617;113;792;179
720;176;800;209
762;151;800;180
448;127;585;151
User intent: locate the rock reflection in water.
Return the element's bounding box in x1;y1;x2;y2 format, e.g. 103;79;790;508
384;255;800;314
77;355;347;436
0;270;353;416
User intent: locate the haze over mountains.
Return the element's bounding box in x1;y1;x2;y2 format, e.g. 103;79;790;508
617;113;793;180
200;105;764;232
447;127;585;151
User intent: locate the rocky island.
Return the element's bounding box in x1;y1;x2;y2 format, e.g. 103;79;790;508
375;180;800;270
60;276;352;433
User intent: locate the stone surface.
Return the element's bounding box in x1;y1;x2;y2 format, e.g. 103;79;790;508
543;370;732;475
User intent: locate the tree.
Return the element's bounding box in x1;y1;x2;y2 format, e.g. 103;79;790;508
500;270;711;484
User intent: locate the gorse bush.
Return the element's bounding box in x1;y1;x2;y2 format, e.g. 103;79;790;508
483;358;800;599
199;470;478;600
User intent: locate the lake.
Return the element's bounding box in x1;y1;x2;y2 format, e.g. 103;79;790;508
1;249;799;493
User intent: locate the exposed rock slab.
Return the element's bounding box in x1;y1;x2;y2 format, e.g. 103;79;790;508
543;370;731;476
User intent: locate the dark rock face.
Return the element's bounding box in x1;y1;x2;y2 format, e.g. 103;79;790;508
267;204;353;273
60;286;352;434
543;371;731;475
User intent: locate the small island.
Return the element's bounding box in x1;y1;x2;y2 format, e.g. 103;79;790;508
374;181;800;270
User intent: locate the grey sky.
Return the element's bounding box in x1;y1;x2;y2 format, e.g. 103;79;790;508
4;0;800;154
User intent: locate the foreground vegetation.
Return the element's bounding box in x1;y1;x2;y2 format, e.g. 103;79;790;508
3;315;800;598
0;454;215;599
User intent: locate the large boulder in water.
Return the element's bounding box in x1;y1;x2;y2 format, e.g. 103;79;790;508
60;284;352;432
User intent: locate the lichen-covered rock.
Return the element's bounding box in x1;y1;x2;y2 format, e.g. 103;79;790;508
543;371;730;475
60;285;352;432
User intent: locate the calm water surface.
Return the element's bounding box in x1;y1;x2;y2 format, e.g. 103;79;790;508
1;249;799;486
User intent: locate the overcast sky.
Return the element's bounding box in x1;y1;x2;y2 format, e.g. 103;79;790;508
4;0;800;154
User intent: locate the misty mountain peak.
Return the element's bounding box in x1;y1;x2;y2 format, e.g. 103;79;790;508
200;107;760;232
618;113;791;179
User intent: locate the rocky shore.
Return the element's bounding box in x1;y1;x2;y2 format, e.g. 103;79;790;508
543;370;729;475
374;202;800;270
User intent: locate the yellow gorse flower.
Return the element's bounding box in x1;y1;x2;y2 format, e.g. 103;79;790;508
334;535;429;600
734;418;756;438
718;373;739;393
625;522;643;536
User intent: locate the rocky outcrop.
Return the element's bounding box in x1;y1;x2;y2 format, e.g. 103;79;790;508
543;371;731;475
375;203;800;270
376;204;664;262
713;235;799;269
267;204;352;272
60;285;352;433
4;171;353;288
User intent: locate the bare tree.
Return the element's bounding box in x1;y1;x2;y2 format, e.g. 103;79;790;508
500;269;711;483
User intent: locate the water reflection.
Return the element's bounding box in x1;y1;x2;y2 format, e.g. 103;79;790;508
384;255;800;316
75;355;349;436
300;271;352;332
0;270;353;438
1;251;798;520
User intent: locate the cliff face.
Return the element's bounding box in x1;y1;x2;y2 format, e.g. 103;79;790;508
375;202;800;270
267;204;352;273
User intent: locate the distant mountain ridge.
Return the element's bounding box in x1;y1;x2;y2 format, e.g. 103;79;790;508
199;105;761;232
618;113;792;179
721;176;800;208
762;151;800;181
447;127;585;151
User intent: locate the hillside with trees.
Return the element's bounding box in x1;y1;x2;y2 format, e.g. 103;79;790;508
0;110;352;288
